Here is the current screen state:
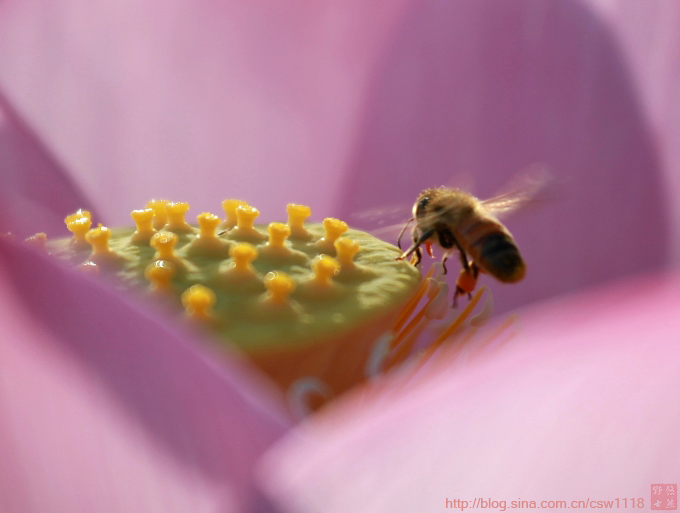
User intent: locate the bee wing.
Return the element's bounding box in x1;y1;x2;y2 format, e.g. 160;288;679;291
350;204;411;227
350;172;474;231
349;203;414;242
480;167;551;219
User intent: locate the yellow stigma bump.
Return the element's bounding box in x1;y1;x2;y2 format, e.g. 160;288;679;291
229;205;265;240
257;222;288;256
163;202;194;233
24;232;47;252
262;271;296;306
316;218;349;254
222;242;260;284
259;222;307;264
221;199;249;230
197;212;221;238
130;208;156;242
182;284;216;321
65;209;91;223
286;204;312;240
144;259;175;294
150;231;186;270
65;211;92;248
85;224;118;265
146;199;170;231
310;254;340;287
334;237;360;271
267;222;290;249
188;212;229;256
151;231;178;259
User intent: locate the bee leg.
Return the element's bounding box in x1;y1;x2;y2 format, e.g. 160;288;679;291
412;247;423;266
397;228;435;265
440;249;453;275
425;242;434;257
456;245;471;274
410;226;423;266
453;261;479;308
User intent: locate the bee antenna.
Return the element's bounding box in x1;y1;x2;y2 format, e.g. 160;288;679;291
397;218;413;250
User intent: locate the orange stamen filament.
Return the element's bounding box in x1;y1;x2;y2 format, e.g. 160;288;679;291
431;286;486;348
385;279;451;370
392;266;435;333
468;315;517;359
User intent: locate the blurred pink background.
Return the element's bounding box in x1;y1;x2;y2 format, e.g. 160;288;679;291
1;0;679;313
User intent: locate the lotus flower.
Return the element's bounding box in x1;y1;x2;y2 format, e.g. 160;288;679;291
1;0;679;512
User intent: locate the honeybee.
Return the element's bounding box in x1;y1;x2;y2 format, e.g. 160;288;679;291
398;186;529;306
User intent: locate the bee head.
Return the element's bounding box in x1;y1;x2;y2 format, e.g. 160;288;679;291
413;194;430;219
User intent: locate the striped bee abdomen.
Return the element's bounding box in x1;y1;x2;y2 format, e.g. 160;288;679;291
476;232;525;282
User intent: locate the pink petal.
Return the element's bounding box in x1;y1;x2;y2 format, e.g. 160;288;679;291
588;1;680;261
0;0;413;224
0;239;290;512
259;270;680;512
0;91;98;236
